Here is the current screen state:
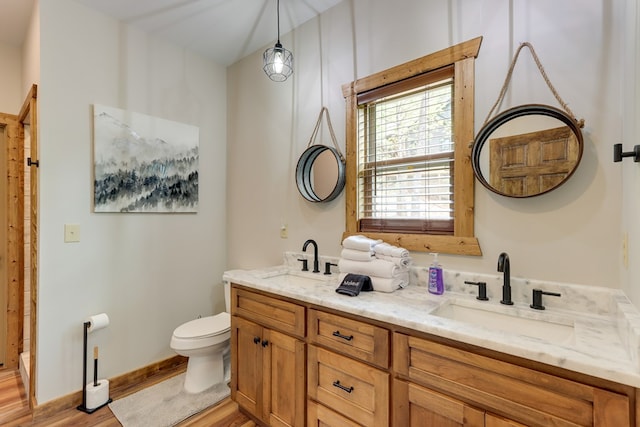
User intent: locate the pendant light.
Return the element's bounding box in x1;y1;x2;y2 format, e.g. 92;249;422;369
263;0;293;81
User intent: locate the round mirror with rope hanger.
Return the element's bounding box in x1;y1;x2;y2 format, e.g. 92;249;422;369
296;107;346;202
295;13;345;203
472;42;585;198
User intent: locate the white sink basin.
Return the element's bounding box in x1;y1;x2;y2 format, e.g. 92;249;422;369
432;300;575;345
255;268;335;284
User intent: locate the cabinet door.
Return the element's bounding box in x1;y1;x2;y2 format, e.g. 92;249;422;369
231;316;264;419
486;413;527;427
264;328;306;427
308;400;363;427
593;388;631;427
393;379;484;427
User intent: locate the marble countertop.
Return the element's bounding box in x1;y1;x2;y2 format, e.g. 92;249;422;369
224;256;640;388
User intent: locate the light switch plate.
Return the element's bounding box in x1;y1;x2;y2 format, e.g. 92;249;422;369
64;224;80;243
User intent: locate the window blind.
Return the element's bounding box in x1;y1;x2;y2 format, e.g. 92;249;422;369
357;73;454;235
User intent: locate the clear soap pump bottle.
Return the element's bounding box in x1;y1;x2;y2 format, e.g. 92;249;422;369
428;253;444;295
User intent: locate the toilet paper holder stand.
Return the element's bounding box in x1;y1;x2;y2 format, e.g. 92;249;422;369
77;320;112;414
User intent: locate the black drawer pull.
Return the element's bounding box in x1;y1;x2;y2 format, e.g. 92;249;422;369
261;340;269;347
253;336;261;344
332;331;354;341
332;380;354;393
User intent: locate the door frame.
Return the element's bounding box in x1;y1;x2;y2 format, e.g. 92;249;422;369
0;108;23;373
1;85;38;409
18;84;38;409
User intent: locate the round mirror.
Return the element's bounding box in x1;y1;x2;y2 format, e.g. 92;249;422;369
472;104;584;198
296;145;345;202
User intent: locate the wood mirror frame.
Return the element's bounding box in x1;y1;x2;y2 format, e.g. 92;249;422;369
296;145;345;203
472;104;584;198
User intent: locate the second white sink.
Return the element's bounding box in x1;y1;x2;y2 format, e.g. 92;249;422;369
431;299;575;345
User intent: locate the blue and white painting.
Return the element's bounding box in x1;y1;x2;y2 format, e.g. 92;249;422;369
93;105;199;213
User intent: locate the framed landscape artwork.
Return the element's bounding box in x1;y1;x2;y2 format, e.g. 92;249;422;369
93;104;199;213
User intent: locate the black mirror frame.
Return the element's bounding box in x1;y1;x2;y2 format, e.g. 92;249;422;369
296;145;346;203
472;104;584;198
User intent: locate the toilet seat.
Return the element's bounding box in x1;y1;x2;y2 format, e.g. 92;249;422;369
173;312;230;339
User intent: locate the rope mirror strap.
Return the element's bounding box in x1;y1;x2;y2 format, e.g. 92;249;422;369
306;106;345;163
483;42;584;128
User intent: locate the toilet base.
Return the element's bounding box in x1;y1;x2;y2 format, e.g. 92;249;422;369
184;351;225;394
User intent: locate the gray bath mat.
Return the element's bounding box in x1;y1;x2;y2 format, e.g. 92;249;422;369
109;373;229;427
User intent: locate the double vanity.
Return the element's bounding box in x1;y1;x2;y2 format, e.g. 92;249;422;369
224;252;640;426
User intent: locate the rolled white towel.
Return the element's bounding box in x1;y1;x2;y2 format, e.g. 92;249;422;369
374;242;410;258
338;258;404;279
370;272;409;293
342;235;382;252
341;248;374;262
376;253;412;268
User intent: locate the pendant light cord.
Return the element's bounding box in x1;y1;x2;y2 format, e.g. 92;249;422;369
276;0;281;43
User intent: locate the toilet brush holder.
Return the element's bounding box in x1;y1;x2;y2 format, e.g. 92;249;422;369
85;379;110;410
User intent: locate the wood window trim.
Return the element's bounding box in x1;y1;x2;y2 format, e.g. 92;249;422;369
341;37;483;256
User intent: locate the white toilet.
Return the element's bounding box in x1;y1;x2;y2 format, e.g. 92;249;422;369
170;282;231;393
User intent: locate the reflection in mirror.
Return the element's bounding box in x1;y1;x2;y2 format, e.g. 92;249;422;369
296;145;345;203
472;104;583;198
312;149;340;200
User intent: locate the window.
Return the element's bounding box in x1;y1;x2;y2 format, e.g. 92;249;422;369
342;38;482;255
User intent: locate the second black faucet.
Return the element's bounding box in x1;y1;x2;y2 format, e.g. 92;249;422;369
497;252;513;305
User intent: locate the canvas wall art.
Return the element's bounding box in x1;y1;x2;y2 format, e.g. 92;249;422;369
93;105;199;213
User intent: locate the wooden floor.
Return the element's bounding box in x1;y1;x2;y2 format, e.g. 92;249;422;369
0;367;256;427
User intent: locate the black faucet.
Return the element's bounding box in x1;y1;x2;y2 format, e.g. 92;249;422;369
497;252;513;305
303;239;320;273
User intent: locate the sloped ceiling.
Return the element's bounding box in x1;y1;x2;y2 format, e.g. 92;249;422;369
1;0;343;66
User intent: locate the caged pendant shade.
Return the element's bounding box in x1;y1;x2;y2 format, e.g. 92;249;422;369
263;0;293;81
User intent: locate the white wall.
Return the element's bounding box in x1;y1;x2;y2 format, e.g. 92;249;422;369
21;0;39;98
0;42;23;113
36;0;227;403
622;0;640;307
227;0;626;289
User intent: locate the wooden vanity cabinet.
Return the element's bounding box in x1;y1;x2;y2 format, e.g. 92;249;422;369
231;285;635;427
393;332;632;427
231;287;306;427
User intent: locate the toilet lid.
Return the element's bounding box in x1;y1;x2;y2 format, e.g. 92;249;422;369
173;312;230;339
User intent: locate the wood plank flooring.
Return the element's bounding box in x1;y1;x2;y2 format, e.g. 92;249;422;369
0;367;256;427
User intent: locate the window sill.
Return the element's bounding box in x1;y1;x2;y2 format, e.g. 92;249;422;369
342;232;482;256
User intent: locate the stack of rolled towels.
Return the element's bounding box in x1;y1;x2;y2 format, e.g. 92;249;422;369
338;235;411;293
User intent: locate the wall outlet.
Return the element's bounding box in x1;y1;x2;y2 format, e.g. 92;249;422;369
280;225;288;239
64;224;80;243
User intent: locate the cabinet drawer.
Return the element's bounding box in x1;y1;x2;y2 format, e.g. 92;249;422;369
232;286;305;338
307;401;363;427
393;332;631;427
308;345;389;427
308;309;389;368
393;379;484;427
